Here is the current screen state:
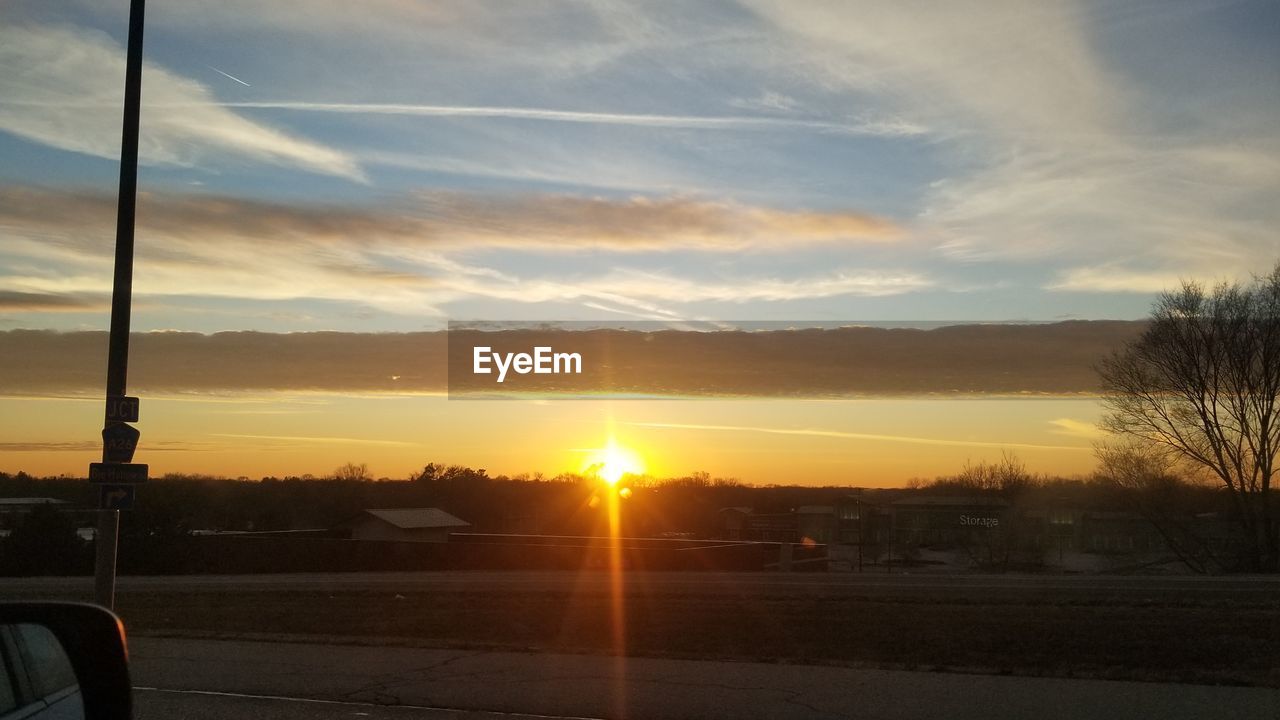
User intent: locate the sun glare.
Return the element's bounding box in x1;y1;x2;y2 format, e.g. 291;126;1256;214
583;439;644;485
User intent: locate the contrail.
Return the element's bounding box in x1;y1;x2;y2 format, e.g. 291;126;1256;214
210;433;416;447
215;101;927;136
207;65;251;87
627;421;1088;451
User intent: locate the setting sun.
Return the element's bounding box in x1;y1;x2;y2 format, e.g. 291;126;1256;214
582;439;645;485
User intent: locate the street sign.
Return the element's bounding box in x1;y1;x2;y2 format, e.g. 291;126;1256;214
88;463;148;484
98;484;135;511
101;423;140;463
106;396;139;423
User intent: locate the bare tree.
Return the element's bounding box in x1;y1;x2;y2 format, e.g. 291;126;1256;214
333;462;373;482
952;452;1035;497
1097;264;1280;571
1095;441;1226;573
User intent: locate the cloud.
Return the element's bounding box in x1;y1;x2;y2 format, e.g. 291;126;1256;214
213;101;928;137
504;269;932;306
0;291;107;312
0;24;364;180
0;186;898;253
0;440;208;452
741;2;1118;141
743;2;1280;281
0;185;910;315
1046;266;1198;294
1048;418;1103;439
631;421;1088;452
209;433;419;447
0;441;100;452
0;322;1143;397
729;91;803;114
411;193;901;249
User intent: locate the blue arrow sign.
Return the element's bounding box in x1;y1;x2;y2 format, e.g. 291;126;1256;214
98;484;136;511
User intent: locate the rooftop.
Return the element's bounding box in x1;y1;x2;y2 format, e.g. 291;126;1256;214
0;497;69;506
361;508;470;530
890;496;1009;508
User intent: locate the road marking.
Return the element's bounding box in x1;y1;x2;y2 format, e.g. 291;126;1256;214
133;687;606;719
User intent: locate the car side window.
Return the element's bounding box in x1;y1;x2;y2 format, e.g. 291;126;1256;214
0;633;21;714
12;625;77;700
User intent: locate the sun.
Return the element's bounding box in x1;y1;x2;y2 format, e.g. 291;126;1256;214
582;439;645;485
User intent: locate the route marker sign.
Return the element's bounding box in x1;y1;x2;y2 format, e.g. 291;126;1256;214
106;396;140;423
98;484;136;511
101;423;140;463
88;463;148;484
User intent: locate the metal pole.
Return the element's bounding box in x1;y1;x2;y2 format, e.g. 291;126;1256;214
857;499;863;574
887;512;893;575
96;0;146;610
93;511;119;608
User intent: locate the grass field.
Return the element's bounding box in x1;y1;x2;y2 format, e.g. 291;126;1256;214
34;573;1266;688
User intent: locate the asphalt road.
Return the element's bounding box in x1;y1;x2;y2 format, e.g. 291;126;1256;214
8;569;1280;601
128;636;1279;720
134;688;600;719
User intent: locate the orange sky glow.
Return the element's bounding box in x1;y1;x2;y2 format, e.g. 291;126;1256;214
0;393;1103;486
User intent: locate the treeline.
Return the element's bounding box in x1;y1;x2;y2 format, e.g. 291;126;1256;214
0;466;866;535
0;465;859;575
0;459;1238;575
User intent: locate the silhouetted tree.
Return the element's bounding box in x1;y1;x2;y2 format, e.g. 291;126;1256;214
333;462;373;482
1096;441;1230;573
1098;264;1280;571
413;463;489;484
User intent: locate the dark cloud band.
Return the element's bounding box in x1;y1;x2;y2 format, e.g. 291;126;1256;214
0;322;1143;397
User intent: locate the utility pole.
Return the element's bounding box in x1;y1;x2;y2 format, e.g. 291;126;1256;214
856;494;863;574
93;0;148;610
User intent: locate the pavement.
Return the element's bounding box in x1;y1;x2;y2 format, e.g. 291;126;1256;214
10;570;1280;601
129;636;1280;720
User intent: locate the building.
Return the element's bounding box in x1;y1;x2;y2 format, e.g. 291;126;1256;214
1079;511;1165;554
340;508;470;543
890;496;1009;547
0;497;69;512
795;505;837;544
0;497;72;537
833;495;887;546
717;507;753;540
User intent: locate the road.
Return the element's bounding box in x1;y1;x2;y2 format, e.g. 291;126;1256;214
7;570;1279;707
9;569;1280;600
129;636;1279;720
136;690;584;720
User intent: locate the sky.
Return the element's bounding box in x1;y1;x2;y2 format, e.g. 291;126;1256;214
0;1;1277;483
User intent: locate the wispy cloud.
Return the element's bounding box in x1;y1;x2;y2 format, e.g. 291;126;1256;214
0;185;913;315
211;101;929;137
631;421;1088;452
210;433;419;447
745;2;1280;282
0;441;100;452
513;269;933;305
0;24;363;180
1048;418;1103;439
728;91;803;114
0;291;107;312
0;440;209;452
1046;266;1196;294
0;186;899;254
